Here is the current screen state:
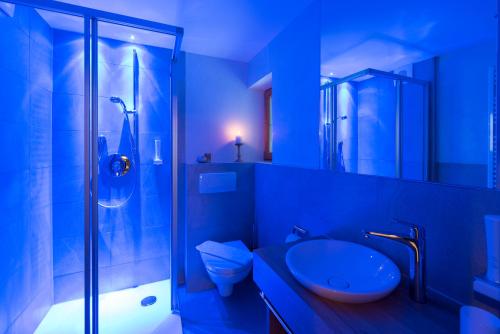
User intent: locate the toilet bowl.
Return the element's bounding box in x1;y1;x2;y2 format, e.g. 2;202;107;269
197;240;253;297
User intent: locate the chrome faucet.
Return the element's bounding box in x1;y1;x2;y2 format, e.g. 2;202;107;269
363;220;426;303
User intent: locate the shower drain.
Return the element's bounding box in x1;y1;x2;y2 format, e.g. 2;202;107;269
141;296;157;307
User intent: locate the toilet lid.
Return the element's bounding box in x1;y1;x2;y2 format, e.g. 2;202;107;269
200;240;253;275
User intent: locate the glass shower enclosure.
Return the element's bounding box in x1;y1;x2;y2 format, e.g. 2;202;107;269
320;68;430;181
0;1;183;333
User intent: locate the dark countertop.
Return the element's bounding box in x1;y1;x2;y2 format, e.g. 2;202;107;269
253;242;459;334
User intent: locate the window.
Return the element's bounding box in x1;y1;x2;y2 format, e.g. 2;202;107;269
264;88;273;161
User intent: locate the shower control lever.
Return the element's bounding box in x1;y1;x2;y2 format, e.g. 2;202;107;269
109;154;131;177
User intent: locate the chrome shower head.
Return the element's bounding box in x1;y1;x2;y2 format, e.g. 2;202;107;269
110;96;127;114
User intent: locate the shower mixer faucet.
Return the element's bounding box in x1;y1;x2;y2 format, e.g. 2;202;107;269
363;220;426;303
109;154;131;177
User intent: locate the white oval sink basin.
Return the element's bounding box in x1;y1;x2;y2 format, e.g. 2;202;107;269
286;239;401;303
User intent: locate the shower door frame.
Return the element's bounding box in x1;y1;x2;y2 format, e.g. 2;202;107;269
320;68;430;180
2;1;184;332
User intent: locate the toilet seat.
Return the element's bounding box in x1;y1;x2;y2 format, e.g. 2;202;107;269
204;258;251;276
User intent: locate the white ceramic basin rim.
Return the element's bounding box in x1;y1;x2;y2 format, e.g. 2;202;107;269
286;239;401;303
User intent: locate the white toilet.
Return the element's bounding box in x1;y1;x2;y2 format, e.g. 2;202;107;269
197;240;253;297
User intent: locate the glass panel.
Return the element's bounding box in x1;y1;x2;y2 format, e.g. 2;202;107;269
319;85;332;169
0;3;86;333
336;82;358;174
96;22;174;333
322;75;419;178
339;77;398;178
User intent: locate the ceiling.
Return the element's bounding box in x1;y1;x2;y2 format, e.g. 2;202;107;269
321;0;497;77
45;0;314;62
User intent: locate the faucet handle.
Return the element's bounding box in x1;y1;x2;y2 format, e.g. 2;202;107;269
392;219;425;239
392;218;413;226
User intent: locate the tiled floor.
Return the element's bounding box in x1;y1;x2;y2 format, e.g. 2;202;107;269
35;280;182;334
178;277;267;334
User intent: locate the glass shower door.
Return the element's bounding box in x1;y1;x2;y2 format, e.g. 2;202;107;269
0;2;87;332
1;2;182;332
95;21;177;333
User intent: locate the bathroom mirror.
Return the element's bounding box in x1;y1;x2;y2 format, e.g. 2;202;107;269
320;0;499;189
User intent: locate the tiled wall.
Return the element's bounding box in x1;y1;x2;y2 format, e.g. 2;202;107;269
51;29;85;303
0;5;54;333
52;30;172;301
182;163;255;292
255;163;500;306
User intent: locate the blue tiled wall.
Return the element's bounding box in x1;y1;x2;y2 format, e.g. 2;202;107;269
0;5;53;333
255;163;500;306
52;30;172;301
51;29;85;303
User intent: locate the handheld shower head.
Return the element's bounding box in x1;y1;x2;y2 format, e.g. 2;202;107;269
110;96;128;114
